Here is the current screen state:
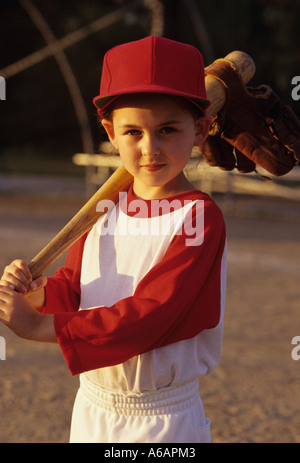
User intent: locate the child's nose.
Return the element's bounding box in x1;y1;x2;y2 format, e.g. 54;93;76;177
141;135;160;157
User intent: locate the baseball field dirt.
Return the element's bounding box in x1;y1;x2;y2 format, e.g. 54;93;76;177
0;189;299;443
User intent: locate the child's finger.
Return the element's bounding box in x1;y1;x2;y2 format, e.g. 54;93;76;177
2;268;29;293
1;274;27;293
0;285;15;299
1;260;32;293
0;280;15;290
0;285;13;293
29;275;47;291
11;259;32;281
2;259;32;281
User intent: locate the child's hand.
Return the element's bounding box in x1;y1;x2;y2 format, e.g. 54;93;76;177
0;286;55;342
0;259;47;308
0;259;47;294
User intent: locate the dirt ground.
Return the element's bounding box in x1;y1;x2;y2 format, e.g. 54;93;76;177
0;188;300;443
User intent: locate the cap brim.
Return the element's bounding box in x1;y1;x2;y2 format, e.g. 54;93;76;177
93;86;210;113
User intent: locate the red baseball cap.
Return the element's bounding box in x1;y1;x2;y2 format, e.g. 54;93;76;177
93;36;210;117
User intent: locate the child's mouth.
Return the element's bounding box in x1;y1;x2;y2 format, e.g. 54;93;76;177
142;163;166;172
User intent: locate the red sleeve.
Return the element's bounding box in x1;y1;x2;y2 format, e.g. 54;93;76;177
53;199;227;376
38;232;88;314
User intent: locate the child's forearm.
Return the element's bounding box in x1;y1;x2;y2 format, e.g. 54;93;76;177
0;286;57;343
34;313;57;343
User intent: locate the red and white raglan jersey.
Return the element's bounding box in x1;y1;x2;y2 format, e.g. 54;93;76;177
39;184;227;393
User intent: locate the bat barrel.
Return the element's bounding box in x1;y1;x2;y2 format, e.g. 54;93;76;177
206;51;255;116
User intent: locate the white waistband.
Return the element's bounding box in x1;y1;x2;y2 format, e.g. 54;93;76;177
79;375;200;416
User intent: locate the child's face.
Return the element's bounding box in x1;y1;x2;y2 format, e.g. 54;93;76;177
102;94;210;199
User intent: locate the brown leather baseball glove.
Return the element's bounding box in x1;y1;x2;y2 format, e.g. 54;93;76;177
199;59;300;176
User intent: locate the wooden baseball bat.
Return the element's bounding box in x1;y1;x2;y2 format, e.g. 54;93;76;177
28;51;255;279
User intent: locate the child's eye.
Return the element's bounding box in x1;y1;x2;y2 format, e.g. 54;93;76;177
160;126;177;134
125;129;141;136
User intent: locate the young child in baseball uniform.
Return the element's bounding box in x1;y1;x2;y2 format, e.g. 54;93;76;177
0;36;227;443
